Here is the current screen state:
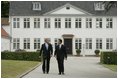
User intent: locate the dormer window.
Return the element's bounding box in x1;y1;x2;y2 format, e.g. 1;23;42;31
66;6;70;10
33;2;41;11
94;2;105;11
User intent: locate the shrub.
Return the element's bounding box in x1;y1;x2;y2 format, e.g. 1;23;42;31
100;51;117;65
3;50;10;52
76;49;81;55
1;52;41;61
15;49;26;52
36;50;40;52
94;50;100;56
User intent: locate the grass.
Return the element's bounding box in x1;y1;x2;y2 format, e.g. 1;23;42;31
1;60;40;78
102;64;117;72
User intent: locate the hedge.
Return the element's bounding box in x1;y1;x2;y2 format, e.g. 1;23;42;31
1;52;41;61
100;51;117;65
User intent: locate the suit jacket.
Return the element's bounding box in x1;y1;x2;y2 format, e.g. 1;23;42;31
54;44;67;60
40;43;53;59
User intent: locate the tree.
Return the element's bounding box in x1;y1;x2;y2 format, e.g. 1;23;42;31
103;1;117;12
1;1;9;17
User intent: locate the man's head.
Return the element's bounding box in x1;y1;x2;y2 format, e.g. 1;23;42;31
45;38;50;44
58;39;62;44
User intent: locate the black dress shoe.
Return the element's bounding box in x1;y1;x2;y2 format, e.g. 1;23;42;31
62;72;65;75
58;73;61;75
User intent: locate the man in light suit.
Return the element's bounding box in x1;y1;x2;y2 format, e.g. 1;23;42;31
40;38;53;74
54;39;67;75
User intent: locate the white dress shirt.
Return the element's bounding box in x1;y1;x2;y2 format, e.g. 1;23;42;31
59;44;62;49
45;43;48;50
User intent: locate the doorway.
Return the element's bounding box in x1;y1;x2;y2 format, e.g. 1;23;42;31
64;39;72;54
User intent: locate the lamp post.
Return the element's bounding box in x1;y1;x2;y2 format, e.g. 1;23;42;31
83;44;85;57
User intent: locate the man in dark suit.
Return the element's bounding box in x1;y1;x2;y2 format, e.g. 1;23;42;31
54;39;67;75
40;38;53;74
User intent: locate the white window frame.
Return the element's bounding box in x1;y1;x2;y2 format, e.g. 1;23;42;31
33;2;41;10
65;18;71;28
34;38;40;49
96;38;102;49
13;18;20;28
24;18;30;28
24;38;30;49
13;38;20;49
34;18;40;28
86;38;92;49
75;38;82;49
86;18;92;28
55;18;61;28
106;38;113;49
106;18;113;28
96;18;102;28
94;2;105;11
44;18;50;28
75;18;82;28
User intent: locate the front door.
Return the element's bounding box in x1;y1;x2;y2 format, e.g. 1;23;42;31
64;39;72;54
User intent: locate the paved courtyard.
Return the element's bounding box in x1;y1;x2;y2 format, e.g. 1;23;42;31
23;57;117;78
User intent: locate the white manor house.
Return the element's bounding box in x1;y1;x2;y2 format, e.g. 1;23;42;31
7;1;117;55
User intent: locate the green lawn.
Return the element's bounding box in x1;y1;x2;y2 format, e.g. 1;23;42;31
103;64;117;72
1;60;40;78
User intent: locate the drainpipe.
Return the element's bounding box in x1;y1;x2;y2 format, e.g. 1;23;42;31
83;44;85;57
9;17;12;52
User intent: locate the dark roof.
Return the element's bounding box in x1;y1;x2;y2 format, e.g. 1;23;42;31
9;1;117;16
1;18;9;25
1;27;9;38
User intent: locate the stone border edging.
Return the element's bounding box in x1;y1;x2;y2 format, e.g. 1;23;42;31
17;63;41;78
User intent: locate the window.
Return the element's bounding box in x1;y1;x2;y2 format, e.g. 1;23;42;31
55;18;61;28
66;6;70;10
96;18;102;28
86;18;92;28
86;38;92;49
33;2;41;10
96;38;102;49
75;18;82;28
44;18;50;28
13;18;20;28
34;18;40;28
13;38;20;49
75;38;82;49
24;38;30;49
106;18;113;28
65;18;71;28
34;38;40;49
106;38;113;49
24;18;30;28
94;2;105;11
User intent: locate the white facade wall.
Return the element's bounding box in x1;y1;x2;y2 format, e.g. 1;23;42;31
9;16;117;55
51;6;85;14
1;38;10;51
